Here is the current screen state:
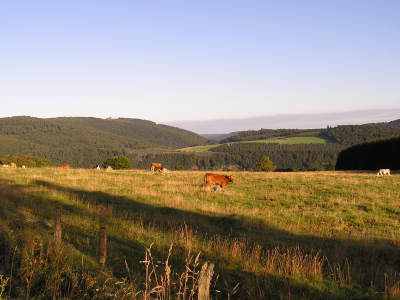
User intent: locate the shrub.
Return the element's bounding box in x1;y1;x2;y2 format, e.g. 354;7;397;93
255;156;277;172
103;156;131;170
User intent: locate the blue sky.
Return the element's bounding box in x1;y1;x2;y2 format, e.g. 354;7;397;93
1;0;399;123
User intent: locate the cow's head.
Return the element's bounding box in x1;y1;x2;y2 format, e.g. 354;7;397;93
225;175;234;182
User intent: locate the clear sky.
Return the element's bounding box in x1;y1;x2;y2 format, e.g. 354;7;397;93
1;0;399;123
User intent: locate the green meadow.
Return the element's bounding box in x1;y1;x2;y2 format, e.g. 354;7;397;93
246;136;328;144
0;168;399;299
181;136;328;152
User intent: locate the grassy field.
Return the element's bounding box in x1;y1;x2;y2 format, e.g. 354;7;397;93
179;144;221;152
246;136;328;144
0;168;400;299
181;137;328;152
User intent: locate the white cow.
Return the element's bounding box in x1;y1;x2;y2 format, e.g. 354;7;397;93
377;169;391;176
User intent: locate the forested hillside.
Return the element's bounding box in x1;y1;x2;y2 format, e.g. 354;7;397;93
388;119;400;127
320;124;400;145
130;143;343;171
50;117;207;148
210;143;343;170
0;116;207;167
221;123;400;145
2;116;400;170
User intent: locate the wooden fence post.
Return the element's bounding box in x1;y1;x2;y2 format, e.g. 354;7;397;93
99;227;107;269
54;209;62;247
198;262;214;300
0;227;10;273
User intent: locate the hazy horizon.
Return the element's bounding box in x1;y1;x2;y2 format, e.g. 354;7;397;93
167;108;400;134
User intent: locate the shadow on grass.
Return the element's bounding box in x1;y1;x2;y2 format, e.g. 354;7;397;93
0;178;398;299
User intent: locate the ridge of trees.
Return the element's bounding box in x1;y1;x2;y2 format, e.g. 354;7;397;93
320;124;400;145
221;122;400;146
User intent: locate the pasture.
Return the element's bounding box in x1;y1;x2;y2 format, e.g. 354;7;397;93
245;136;328;145
0;168;399;299
180;136;328;152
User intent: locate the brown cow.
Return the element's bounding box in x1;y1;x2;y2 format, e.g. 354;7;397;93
59;164;70;169
204;173;234;188
151;162;163;173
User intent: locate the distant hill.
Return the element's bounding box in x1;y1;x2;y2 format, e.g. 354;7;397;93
0;116;207;167
49;117;207;148
167;109;400;134
219;122;400;146
320;124;400;145
388;119;400;127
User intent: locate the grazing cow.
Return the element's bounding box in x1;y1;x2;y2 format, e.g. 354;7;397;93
21;165;26;169
204;173;234;189
10;162;16;168
377;169;391;176
94;164;101;170
151;162;164;173
59;164;70;169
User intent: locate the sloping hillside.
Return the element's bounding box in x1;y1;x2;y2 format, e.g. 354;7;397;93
220;122;400;145
0;116;207;167
50;117;207;148
321;124;400;145
388;119;400;127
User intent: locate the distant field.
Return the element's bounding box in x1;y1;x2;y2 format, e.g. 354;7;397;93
0;168;399;299
247;136;328;144
179;144;221;152
181;136;328;152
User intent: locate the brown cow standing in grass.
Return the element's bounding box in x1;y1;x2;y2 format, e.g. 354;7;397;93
59;164;70;169
151;162;164;173
204;173;234;188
